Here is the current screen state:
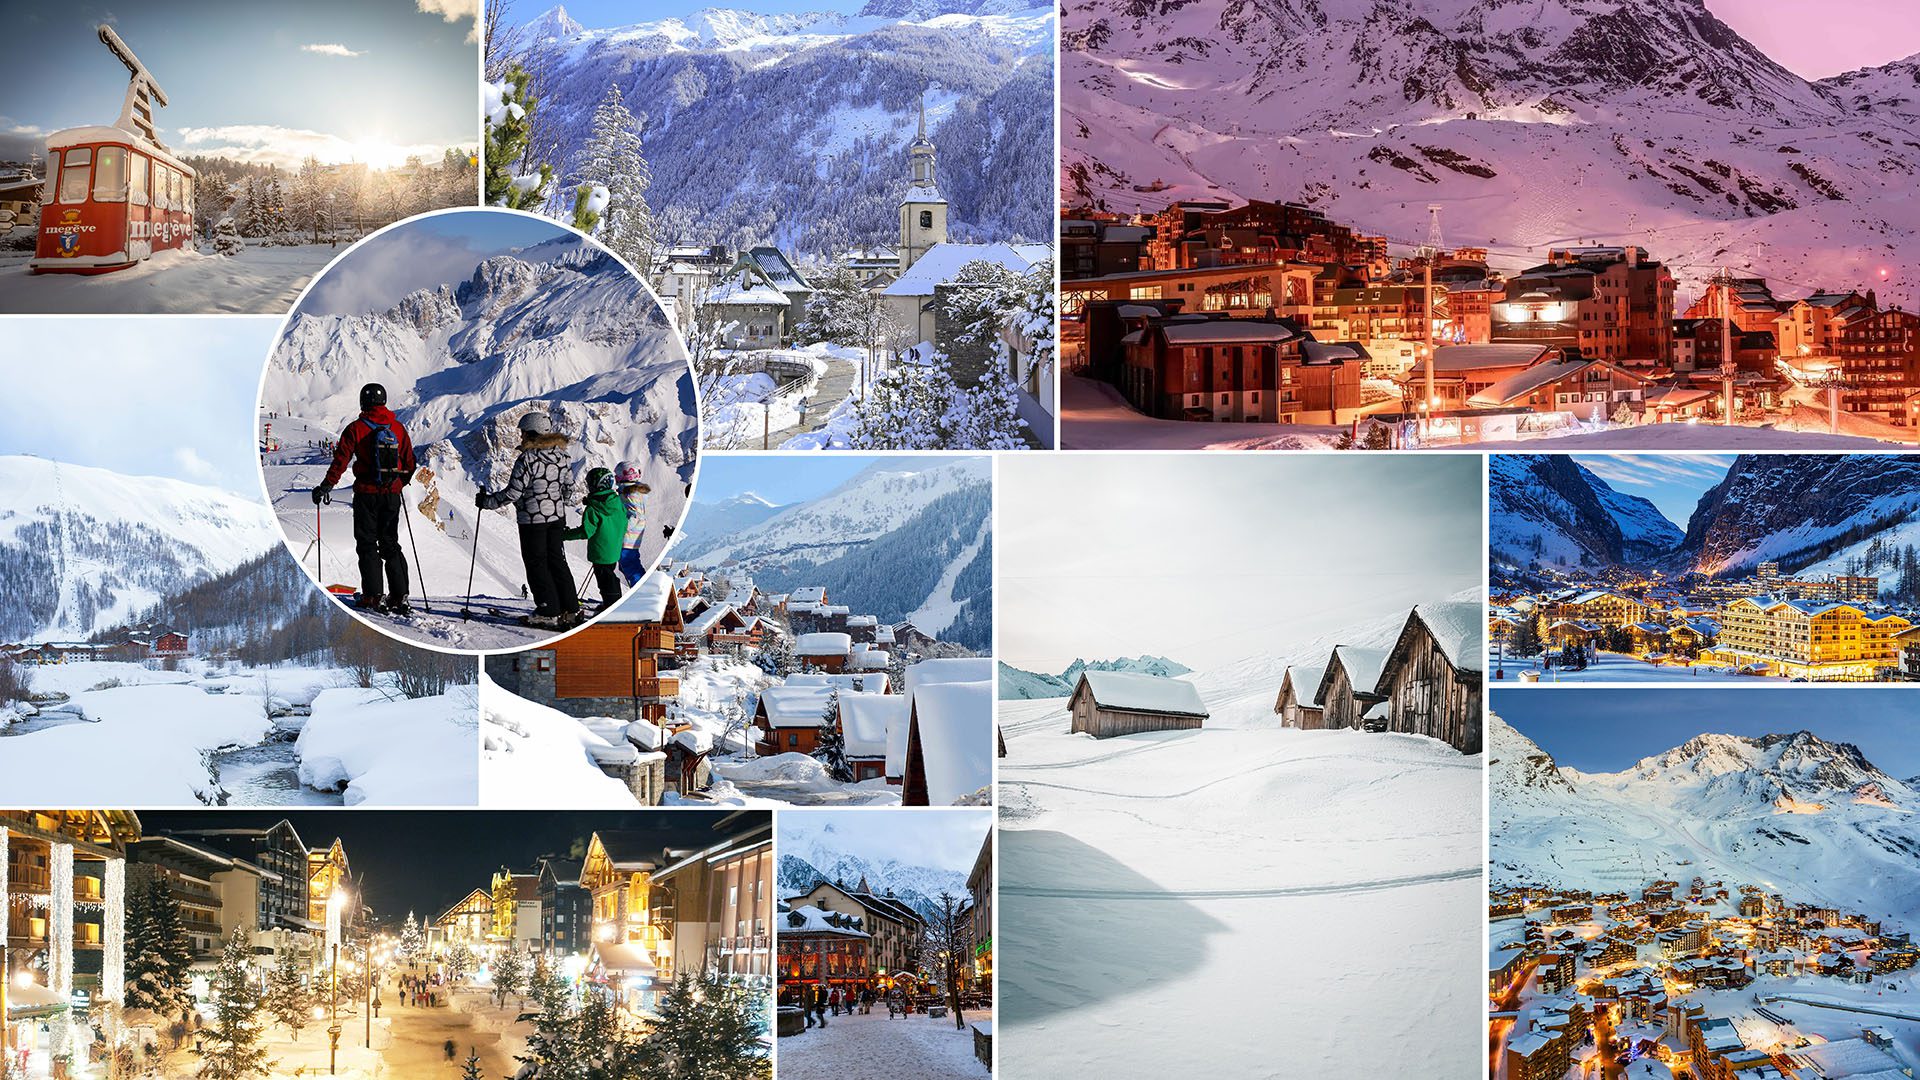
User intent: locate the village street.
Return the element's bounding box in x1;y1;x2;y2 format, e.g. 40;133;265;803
779;1009;991;1080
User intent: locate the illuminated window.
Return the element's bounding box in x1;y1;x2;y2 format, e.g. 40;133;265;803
92;146;127;202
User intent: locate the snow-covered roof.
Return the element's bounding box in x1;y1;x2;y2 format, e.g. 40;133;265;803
1076;670;1208;718
909;679;993;805
1427;343;1554;372
1321;646;1390;700
1409;600;1485;676
874;625;895;644
686;604;737;637
591;940;657;973
789;587;827;605
851;648;891;671
756;685;837;727
1302;339;1368;364
902;657;995;697
602;574;674;623
797;632;852;656
707;265;791;308
847;614;877;628
787;672;890;694
840;694;907;761
901;183;946;205
1157;320;1300;345
881;242;1051;298
783;904;869;938
1282;663;1327;708
1471;360;1625;406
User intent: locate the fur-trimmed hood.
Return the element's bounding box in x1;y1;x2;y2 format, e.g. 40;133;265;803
519;431;570;451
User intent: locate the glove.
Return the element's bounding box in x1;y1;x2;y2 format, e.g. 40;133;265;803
662;525;675;538
312;484;332;505
475;490;489;508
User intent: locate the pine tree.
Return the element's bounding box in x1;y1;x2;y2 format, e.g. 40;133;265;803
484;63;554;210
514;966;581;1080
491;947;527;1008
263;950;312;1040
446;942;477;982
211;214;246;257
811;688;853;782
570;82;657;271
197;930;273;1080
399;912;425;967
125;876;195;1015
637;971;770;1080
460;1049;484;1080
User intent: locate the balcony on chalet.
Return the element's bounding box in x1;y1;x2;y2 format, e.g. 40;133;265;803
636;676;680;700
635;628;675;653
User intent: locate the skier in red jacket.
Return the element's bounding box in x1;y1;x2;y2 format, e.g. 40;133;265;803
313;383;418;615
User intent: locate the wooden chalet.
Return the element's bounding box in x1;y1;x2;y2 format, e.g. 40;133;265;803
752;684;839;756
1372;601;1484;754
839;694;908;782
1068;670;1208;738
796;632;853;673
1314;645;1389;731
1118;316;1363;424
540;575;683;721
1466;357;1651;420
1273;663;1327;729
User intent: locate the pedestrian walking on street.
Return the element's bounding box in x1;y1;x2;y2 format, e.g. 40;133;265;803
444;1039;456;1062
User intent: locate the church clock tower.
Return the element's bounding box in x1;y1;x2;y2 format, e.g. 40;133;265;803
899;94;948;273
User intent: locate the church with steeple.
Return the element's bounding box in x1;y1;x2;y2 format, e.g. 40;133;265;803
899;97;948;274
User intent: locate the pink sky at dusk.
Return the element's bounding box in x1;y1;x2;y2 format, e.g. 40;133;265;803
1707;0;1920;80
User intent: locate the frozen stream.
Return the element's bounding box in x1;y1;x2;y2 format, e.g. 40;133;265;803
211;739;344;807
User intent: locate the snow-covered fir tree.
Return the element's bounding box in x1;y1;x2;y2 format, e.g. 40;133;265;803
460;1049;484;1080
793;265;873;347
568;83;657;271
636;971;771;1080
197;930;273;1080
210;213;245;257
811;688;853;782
125;875;195;1015
849;355;1026;450
491;947;527;1007
262;950;312;1041
446;942;477;981
484;64;555;210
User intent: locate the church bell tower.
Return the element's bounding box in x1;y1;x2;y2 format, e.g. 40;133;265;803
899;94;948;273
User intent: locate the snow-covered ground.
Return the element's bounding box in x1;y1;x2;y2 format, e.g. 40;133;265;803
2;659;476;806
1496;653;1784;684
0;240;340;314
777;1009;990;1080
998;680;1482;1076
1062;374;1913;452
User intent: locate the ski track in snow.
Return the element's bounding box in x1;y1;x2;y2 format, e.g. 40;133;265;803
906;513;989;637
1003;865;1480;900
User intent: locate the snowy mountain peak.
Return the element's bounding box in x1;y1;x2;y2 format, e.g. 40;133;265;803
0;455;279;642
1488;712;1576;795
530;4;584;40
1625;729;1897;807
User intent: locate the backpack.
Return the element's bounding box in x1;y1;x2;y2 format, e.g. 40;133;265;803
362;417;402;479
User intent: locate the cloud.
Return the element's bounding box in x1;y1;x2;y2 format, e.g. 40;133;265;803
1574;453;1734;492
174;124;470;171
416;0;480;43
301;43;366;58
173;446;220;483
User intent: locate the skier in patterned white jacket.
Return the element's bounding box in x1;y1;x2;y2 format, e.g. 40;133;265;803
476;412;581;628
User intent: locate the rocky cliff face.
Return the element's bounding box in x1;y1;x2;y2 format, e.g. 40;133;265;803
1489;454;1682;570
1669;455;1920;575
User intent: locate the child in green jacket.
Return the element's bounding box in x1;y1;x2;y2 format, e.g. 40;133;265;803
566;467;629;611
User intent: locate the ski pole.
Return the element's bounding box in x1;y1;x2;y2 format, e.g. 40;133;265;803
401;495;431;614
578;564;594;604
461;509;483;620
315;503;322;582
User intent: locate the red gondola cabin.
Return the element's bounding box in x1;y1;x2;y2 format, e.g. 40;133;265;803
31;26;195;275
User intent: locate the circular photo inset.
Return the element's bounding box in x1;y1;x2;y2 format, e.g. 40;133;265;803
257;207;699;652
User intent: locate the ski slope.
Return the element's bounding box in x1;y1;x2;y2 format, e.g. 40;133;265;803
998;654;1482;1075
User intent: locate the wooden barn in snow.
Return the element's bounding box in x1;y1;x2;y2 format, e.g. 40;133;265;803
1372;600;1485;754
1274;663;1326;729
1314;645;1389;731
1069;670;1208;738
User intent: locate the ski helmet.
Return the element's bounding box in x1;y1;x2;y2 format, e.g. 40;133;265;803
615;461;643;485
518;412;553;436
586;467;615;494
359;383;387;410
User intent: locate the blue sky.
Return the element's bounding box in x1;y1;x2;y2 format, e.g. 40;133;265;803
689;454;899;504
1;0;477;167
1496;688;1920;779
300;209;575;315
1569;454;1733;530
0;317;271;495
